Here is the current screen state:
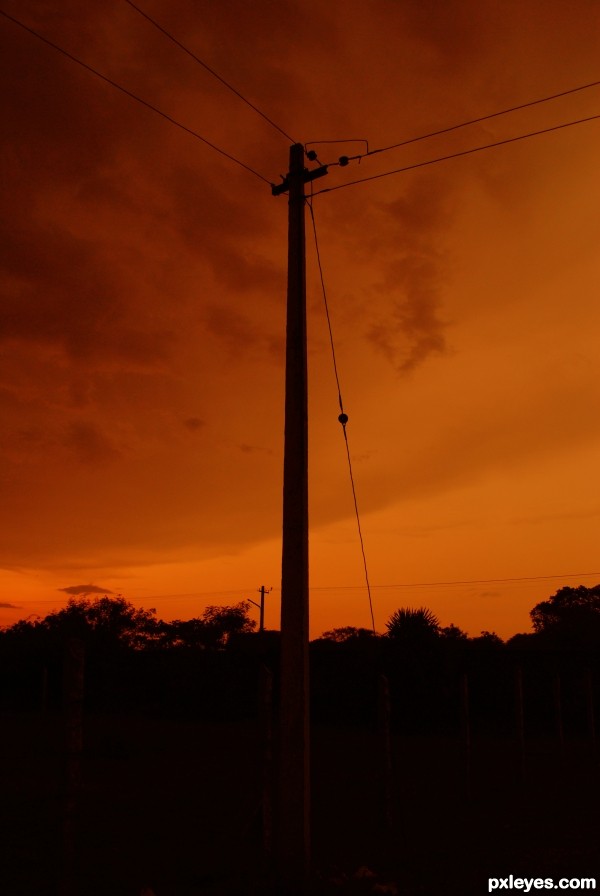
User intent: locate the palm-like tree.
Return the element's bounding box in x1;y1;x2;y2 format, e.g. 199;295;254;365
385;606;440;641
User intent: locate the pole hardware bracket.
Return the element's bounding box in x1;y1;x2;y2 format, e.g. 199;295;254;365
271;164;328;196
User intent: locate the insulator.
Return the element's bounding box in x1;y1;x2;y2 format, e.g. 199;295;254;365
339;156;349;166
338;413;348;425
307;150;318;161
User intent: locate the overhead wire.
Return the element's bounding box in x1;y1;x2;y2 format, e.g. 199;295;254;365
5;572;599;609
312;112;600;195
307;189;376;632
3;589;263;606
0;8;272;185
311;572;600;590
123;0;297;146
149;571;600;595
329;77;600;165
4;9;598;624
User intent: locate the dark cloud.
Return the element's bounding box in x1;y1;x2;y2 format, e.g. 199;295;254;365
63;421;121;465
167;165;273;242
216;249;283;294
202;303;283;357
1;4;286;387
0;7;202;375
401;0;490;75
368;258;447;373
156;0;328;138
366;175;454;373
2;9;130;186
183;417;204;432
59;584;114;596
165;164;283;294
0;0;598;598
203;305;254;353
0;602;21;609
239;443;273;455
0;221;171;367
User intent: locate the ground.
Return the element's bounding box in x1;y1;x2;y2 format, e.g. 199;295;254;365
1;713;598;895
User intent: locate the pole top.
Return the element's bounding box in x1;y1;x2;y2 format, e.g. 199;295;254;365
271;160;329;196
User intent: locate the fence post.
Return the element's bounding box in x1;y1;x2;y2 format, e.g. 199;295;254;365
586;667;596;757
377;673;393;833
460;672;471;801
553;671;564;753
61;637;85;896
41;665;49;715
515;666;526;785
259;664;273;868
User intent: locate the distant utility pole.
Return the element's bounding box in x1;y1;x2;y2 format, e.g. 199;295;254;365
274;143;327;892
248;585;271;633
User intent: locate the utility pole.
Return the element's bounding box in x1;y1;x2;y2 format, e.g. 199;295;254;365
248;585;271;633
274;143;327;893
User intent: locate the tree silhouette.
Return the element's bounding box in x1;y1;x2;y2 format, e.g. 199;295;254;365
530;584;600;644
319;626;379;643
440;623;468;641
200;601;256;647
386;607;440;642
42;595;160;649
472;630;503;645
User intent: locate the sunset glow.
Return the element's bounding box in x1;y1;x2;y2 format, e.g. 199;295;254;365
1;0;599;638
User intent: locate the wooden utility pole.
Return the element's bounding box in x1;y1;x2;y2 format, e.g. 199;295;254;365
279;140;310;892
275;143;327;893
249;585;271;633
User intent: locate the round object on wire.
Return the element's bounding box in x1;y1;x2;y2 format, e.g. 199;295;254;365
339;155;349;166
338;413;349;425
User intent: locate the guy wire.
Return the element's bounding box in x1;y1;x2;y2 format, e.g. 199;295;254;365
307;194;376;632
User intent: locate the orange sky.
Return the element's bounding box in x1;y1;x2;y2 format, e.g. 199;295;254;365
1;0;599;639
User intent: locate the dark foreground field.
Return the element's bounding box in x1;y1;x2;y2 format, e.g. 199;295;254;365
1;711;599;895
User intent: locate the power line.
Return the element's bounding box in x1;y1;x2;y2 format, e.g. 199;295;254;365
124;0;297;146
310;572;600;590
313;112;600;196
4;588;256;606
307;194;376;633
4;572;599;607
330;77;600;165
0;8;272;185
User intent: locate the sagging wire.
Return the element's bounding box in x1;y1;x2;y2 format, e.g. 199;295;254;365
306;189;376;632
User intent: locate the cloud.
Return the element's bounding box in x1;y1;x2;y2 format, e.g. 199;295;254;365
401;0;491;75
368;258;447;373
59;584;114;596
0;602;21;609
63;421;121;465
0;197;174;372
357;174;456;374
0;0;598;604
203;305;257;354
239;443;273;455
183;417;204;433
